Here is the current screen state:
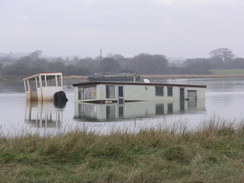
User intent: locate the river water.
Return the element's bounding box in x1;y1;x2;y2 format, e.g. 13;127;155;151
0;77;244;137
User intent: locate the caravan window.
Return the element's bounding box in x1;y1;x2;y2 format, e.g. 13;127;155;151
155;86;164;96
167;87;173;96
106;85;115;99
78;86;96;100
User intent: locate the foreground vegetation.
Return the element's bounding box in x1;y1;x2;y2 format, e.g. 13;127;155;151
0;122;243;183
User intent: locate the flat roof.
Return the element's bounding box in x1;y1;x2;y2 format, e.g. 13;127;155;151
23;72;62;80
72;81;206;88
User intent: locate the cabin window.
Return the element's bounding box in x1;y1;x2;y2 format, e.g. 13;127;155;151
57;75;62;86
41;76;46;87
155;86;164;96
106;85;115;99
167;87;173;96
156;104;164;115
29;79;37;92
46;76;56;86
78;86;96;100
36;77;40;88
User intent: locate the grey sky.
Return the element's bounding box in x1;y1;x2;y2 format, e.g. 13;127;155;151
0;0;244;58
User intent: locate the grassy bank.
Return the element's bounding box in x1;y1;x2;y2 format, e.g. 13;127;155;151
0;123;243;183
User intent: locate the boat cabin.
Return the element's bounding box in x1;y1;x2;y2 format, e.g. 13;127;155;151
72;81;206;104
23;72;64;101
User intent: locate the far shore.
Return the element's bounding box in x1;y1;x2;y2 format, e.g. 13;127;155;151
1;73;244;83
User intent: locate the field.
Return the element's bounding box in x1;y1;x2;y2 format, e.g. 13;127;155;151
0;122;243;183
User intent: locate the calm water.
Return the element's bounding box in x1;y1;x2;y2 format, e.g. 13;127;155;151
1;77;244;137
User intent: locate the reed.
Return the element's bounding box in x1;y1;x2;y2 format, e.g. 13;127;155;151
0;121;243;183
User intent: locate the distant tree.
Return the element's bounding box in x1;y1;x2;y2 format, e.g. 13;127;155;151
209;48;234;62
29;50;42;58
111;54;125;62
100;58;120;72
228;57;244;69
184;58;211;74
131;54;168;74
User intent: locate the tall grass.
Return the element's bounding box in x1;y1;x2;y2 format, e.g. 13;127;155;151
0;121;243;183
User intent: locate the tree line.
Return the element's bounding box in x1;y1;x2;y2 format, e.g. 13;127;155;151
0;48;244;77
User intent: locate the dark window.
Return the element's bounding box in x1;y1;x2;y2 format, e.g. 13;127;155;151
156;104;164;115
155;87;164;96
118;86;123;97
167;87;173;96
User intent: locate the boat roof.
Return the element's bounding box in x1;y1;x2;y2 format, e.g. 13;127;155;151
23;72;62;80
73;81;206;88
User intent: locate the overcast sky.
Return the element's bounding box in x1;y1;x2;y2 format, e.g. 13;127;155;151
0;0;244;58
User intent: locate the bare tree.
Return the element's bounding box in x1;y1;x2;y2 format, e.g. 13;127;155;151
209;48;234;62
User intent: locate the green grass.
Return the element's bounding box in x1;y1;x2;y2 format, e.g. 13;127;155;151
0;122;243;183
210;69;244;75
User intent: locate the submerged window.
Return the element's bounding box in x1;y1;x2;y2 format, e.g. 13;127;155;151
155;86;164;96
106;85;115;99
167;87;173;96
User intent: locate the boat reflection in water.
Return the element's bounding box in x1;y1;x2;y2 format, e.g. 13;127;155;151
25;101;64;128
74;99;205;122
